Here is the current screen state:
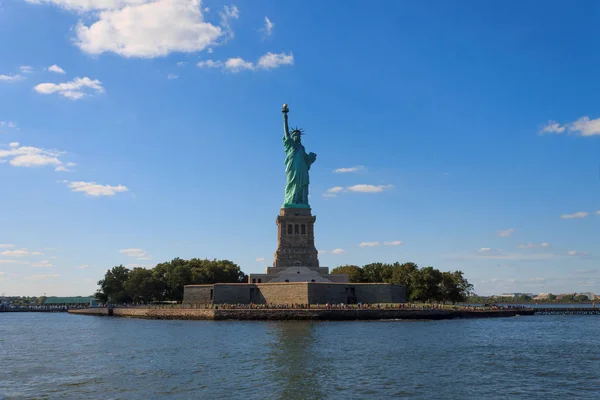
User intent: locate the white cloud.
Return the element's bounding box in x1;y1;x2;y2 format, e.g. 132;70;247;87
31;260;53;268
0;143;74;171
322;186;344;198
197;59;223;68
125;263;156;269
568;250;589;256
318;250;326;254
197;52;294;73
540;116;600;137
0;244;15;248
498;228;515;237
34;77;104;100
0;74;24;82
257;52;294;69
25;274;60;280
560;211;589;219
528;277;546;282
261;16;274;36
167;74;179;80
384;240;402;246
225;57;254;72
448;252;556;261
1;249;30;257
48;64;66;74
331;248;345;254
357;240;401;247
517;242;551;249
68;0;226;58
346;184;393;193
25;0;148;12
120;248;151;260
77;264;89;269
334;166;364;173
359;241;380;247
176;61;188;67
255;257;265;262
0;122;18;133
66;181;128;196
479;247;492;253
219;4;239;40
0;259;29;265
569;116;600;137
20;66;34;74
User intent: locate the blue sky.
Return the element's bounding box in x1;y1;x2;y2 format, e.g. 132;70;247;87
1;0;599;296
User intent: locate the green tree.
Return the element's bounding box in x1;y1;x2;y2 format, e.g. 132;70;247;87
362;263;391;283
97;265;131;304
153;259;192;301
388;262;419;296
331;265;364;282
516;294;533;302
125;267;164;303
444;271;473;303
410;266;443;302
558;294;575;302
574;294;590;302
152;258;246;302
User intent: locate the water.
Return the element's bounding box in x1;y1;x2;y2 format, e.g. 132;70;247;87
1;313;600;399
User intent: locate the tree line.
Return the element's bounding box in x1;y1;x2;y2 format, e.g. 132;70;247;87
331;262;473;303
95;258;246;304
96;258;472;304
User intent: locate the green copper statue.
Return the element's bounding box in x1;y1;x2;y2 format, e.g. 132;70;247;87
282;104;317;208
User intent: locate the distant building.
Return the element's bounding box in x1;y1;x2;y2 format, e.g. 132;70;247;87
498;293;535;299
576;292;595;301
43;297;97;307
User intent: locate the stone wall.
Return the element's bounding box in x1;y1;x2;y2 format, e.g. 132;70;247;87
182;282;406;305
114;308;214;320
68;308;108;316
257;283;309;304
353;284;393;303
213;284;253;304
390;284;406;303
307;283;347;304
182;285;213;304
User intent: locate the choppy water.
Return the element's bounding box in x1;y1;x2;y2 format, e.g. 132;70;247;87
1;313;600;399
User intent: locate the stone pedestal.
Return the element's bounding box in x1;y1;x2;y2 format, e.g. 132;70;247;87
273;208;319;268
248;208;349;284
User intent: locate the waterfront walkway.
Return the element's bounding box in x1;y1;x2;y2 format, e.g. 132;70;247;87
532;307;600;315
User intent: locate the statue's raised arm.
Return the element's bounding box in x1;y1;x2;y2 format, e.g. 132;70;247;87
282;103;290;141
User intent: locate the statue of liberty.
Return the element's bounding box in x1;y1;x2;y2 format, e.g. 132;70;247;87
281;104;317;208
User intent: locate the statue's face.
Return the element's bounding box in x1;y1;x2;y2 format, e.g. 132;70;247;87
292;132;301;142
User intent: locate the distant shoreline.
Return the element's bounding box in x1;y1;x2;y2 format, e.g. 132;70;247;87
68;307;531;321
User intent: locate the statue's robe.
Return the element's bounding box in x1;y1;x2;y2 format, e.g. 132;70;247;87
283;135;316;208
